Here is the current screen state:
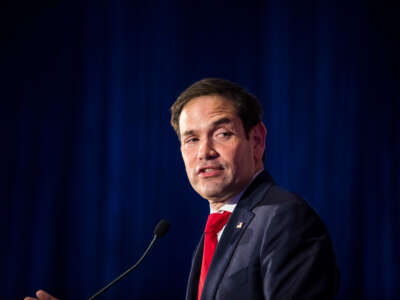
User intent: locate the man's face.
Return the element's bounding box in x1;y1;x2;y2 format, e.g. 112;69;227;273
179;95;259;204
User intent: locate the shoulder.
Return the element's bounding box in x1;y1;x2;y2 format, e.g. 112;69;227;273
239;174;340;297
241;171;331;244
249;184;330;243
243;171;315;215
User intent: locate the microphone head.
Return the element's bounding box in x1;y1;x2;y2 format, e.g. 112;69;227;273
154;219;170;238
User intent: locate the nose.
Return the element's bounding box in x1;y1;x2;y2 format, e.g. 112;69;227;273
198;138;218;160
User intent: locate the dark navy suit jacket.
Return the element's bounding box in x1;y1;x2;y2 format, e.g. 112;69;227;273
186;171;340;300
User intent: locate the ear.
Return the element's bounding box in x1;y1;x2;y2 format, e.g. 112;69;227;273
250;122;267;164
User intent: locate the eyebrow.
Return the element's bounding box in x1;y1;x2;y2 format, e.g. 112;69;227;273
181;117;233;138
212;117;233;127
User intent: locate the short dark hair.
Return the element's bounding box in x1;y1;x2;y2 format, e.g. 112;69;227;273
170;78;263;140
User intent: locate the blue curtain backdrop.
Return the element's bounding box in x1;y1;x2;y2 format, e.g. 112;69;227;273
1;0;398;299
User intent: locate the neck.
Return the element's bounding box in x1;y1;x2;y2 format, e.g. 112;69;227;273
208;167;264;212
209;201;226;212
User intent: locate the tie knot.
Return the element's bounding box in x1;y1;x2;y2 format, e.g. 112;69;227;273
205;211;232;234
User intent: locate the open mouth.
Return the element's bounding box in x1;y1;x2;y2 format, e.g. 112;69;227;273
198;166;224;177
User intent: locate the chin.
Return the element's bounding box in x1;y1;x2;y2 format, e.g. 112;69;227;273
200;186;233;201
192;178;232;199
196;186;221;199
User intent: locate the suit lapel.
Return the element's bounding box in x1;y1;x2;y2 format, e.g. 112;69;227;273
201;208;254;300
200;171;275;300
187;171;275;300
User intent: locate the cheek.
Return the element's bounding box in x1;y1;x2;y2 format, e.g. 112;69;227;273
222;146;242;169
182;151;196;175
231;145;251;169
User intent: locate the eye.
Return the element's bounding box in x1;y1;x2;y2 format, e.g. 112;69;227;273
184;137;199;144
215;131;233;139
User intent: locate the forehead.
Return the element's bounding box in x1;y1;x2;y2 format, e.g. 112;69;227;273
179;95;239;132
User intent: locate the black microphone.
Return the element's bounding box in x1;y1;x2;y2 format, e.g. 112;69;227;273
88;219;171;300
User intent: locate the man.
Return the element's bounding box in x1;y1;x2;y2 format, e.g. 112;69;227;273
25;78;339;300
171;78;339;300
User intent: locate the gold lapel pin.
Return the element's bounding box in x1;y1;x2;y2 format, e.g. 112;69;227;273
236;222;243;229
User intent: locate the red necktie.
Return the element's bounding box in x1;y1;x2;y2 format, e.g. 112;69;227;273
197;211;232;300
